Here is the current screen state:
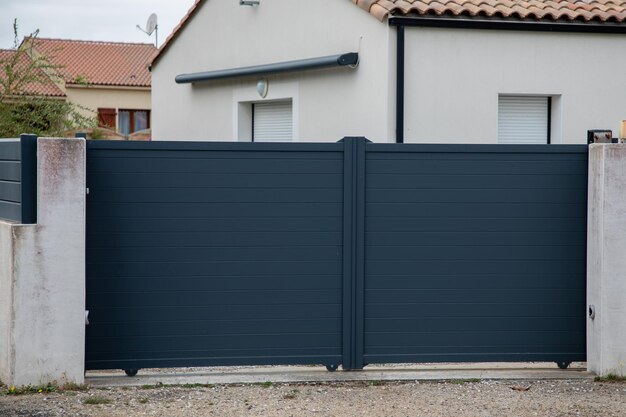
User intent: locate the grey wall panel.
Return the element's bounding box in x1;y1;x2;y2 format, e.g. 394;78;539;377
363;144;587;365
0;140;21;222
0;136;36;223
85;141;344;370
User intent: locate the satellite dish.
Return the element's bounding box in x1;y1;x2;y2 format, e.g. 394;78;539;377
136;13;159;47
145;13;158;35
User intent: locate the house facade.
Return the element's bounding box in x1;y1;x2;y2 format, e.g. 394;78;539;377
151;0;626;144
26;38;156;136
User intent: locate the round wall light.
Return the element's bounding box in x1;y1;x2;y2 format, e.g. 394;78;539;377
257;79;268;98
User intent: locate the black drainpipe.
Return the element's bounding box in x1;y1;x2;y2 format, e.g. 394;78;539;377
396;24;405;144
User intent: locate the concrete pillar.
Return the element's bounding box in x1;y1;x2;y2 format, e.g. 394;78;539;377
0;138;86;387
587;144;626;377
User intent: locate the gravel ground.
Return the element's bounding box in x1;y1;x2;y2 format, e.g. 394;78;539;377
1;379;625;417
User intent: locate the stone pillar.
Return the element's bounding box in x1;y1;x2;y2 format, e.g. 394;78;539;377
587;144;626;377
0;138;86;387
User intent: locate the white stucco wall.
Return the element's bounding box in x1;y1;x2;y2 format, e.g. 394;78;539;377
587;144;626;377
0;138;86;387
152;0;393;142
153;2;626;144
403;28;626;144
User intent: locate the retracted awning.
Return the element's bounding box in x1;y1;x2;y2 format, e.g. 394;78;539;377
175;52;359;84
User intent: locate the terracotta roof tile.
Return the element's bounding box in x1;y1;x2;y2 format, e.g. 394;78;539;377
0;49;66;97
27;38;157;88
355;0;626;22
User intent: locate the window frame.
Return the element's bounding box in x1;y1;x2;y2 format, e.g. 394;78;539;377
118;109;151;135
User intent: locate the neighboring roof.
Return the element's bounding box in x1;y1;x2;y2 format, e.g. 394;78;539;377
27;38;157;88
151;0;203;67
354;0;626;22
0;49;66;98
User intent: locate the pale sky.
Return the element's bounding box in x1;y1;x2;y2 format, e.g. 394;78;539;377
0;0;197;49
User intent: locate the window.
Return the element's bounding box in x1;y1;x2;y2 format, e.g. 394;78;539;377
118;109;150;135
97;108;116;129
498;96;551;144
252;100;293;142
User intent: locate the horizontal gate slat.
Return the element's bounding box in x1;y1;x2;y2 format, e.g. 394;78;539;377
367;174;587;189
87;275;340;290
366;231;586;246
0;161;21;182
0;201;21;221
87;202;342;218
87;246;341;262
87;187;343;203
366;317;584;332
367;217;586;232
87;157;343;174
367;203;586;218
366;260;585;274
368;188;587;203
88;217;342;233
87;173;342;189
0;180;20;202
90;319;342;337
87;231;341;247
88;304;342;321
366;273;583;289
87;260;341;275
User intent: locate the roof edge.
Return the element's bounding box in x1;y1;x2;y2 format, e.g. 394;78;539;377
23;36;156;47
151;0;205;69
389;15;626;33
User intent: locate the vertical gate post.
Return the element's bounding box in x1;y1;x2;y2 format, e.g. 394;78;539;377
341;137;367;370
588;144;626;377
0;137;86;387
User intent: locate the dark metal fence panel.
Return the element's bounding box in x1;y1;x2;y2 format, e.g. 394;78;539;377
0;139;21;221
0;135;37;223
85;141;345;370
363;144;588;364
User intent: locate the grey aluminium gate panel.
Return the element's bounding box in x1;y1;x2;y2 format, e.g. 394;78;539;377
85;139;588;370
85;141;344;370
363;144;587;364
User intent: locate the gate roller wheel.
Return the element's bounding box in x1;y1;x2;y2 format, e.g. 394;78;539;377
556;361;571;370
124;369;139;377
326;364;339;372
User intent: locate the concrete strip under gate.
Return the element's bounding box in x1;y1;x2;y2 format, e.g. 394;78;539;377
86;363;592;387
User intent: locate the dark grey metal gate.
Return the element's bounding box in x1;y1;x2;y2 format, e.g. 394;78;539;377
85;138;587;371
361;144;587;368
86;141;345;370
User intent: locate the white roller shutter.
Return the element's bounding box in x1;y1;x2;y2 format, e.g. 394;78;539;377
498;96;549;144
253;100;293;142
